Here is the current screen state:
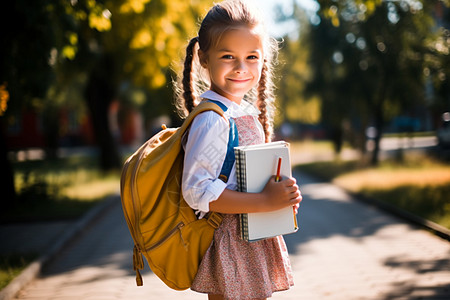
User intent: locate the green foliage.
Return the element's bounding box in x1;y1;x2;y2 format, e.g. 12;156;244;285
295;152;450;229
293;0;449;163
1;155;119;222
295;160;364;181
9;169;96;222
54;0;213;133
362;184;450;229
277;4;321;125
0;0;213;123
0;0;56;112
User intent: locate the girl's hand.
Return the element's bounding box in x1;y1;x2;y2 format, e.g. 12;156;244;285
260;176;302;212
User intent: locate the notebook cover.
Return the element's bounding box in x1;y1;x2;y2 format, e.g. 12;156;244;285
235;141;298;241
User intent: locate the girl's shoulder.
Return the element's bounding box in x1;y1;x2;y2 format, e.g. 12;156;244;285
191;109;229;133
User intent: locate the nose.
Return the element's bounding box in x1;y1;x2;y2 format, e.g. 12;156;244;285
234;59;247;74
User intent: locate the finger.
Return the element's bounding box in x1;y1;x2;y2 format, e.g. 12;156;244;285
289;198;301;206
291;192;302;203
282;177;296;187
290;184;299;193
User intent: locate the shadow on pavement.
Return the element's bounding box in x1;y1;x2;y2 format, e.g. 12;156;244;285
283;172;450;299
27;171;450;300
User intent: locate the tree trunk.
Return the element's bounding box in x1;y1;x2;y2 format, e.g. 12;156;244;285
331;125;343;155
370;78;388;166
370;105;383;166
42;106;60;160
84;56;121;171
370;63;388;166
0;120;16;207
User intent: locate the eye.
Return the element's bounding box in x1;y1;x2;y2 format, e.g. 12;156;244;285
247;55;259;60
221;54;234;59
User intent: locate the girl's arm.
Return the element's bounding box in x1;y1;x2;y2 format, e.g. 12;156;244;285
182;111;230;215
209;176;302;214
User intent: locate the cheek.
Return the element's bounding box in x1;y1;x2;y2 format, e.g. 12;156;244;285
254;63;264;81
259;61;264;73
209;66;222;80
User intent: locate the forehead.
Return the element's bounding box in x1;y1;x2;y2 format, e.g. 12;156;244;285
214;26;263;53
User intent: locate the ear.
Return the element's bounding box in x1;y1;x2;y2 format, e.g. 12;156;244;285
198;49;208;68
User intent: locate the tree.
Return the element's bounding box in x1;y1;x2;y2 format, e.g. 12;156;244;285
277;4;321;130
57;0;212;170
425;3;450;122
0;0;67;204
0;0;212;203
306;0;448;164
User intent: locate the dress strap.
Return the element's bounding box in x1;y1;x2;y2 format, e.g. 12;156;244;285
206;100;239;183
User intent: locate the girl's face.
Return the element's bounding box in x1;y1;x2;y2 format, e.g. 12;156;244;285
199;26;264;104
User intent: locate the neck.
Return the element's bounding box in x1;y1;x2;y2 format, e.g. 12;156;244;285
209;88;242;105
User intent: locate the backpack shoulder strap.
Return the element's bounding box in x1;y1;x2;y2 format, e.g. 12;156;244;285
219;117;238;182
178;102;226;134
182;100;238;182
208;100;239;182
204;100;239;183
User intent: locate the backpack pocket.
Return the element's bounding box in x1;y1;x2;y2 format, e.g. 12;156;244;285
142;218;215;290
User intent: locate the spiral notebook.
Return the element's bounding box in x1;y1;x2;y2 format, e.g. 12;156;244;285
234;141;298;242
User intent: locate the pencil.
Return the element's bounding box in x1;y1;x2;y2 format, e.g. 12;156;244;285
275;157;282;182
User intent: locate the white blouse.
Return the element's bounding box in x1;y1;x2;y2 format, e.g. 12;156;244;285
181;90;263;218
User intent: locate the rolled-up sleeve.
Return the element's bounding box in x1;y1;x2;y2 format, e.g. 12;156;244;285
182;111;229;215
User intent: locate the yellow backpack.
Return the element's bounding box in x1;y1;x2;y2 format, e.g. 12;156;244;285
120;101;238;290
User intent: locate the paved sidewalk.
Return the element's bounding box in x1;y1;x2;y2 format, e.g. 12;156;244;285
3;172;450;300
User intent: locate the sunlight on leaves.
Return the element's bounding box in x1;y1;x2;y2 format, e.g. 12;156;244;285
67;32;78;45
89;11;111;31
119;0;151;14
0;83;9;116
150;71;166;89
286;97;321;124
130;29;152;49
334;168;450;192
62;45;77;60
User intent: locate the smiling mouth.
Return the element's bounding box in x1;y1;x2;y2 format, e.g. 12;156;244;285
227;78;251;83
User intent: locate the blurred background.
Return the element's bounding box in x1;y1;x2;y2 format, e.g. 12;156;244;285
0;0;449;276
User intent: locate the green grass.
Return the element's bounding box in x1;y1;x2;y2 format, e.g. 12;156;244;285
297;159;363;180
361;185;450;229
295;152;450;229
1;155;120;222
1;155;121;290
0;254;37;290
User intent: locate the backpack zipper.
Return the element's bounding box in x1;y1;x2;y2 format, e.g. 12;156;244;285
121;153;146;286
121;155;141;244
146;221;186;251
130;143;149;246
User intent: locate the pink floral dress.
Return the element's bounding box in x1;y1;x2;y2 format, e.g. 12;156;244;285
191;115;294;299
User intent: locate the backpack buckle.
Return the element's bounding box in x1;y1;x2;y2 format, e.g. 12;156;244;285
218;174;228;183
206;212;223;229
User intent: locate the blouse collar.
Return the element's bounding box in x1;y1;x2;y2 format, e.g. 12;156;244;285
200;90;260;118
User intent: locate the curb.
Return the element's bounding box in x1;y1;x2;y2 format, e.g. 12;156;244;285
295;170;450;242
350;190;450;242
0;195;120;300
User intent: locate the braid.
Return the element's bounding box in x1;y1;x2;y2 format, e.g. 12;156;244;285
180;37;199;115
257;61;274;143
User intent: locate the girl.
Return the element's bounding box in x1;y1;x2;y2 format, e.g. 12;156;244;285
176;1;302;299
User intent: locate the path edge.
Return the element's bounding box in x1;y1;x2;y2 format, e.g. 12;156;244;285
0;195;120;300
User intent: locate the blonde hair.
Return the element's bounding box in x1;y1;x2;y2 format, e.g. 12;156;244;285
175;0;278;142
